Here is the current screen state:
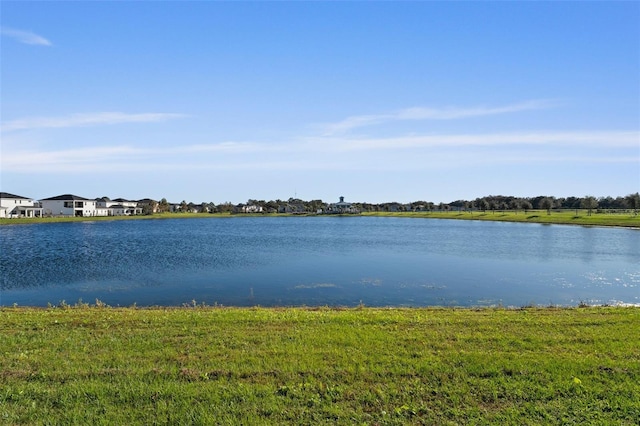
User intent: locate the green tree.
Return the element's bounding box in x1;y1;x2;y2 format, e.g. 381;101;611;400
562;196;580;210
625;192;640;215
580;196;598;216
158;198;170;213
488;200;497;214
465;201;475;215
509;199;521;214
217;202;234;213
265;200;279;213
540;197;554;215
142;201;158;216
308;199;325;212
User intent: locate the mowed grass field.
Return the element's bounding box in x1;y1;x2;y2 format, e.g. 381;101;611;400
362;209;640;228
1;209;639;228
1;306;638;424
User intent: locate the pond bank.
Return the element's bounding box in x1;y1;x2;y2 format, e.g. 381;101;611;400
2;209;639;228
362;210;640;228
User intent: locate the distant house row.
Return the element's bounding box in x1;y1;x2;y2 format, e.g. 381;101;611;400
0;192;147;218
222;197;359;215
0;192;359;218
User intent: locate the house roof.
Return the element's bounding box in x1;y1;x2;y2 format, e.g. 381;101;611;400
0;192;32;200
15;205;43;211
41;194;91;201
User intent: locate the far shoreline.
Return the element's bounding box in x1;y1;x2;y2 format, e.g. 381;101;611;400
1;209;639;228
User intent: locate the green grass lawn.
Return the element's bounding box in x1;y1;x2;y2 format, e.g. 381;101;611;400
1;306;638;424
2;209;639;228
0;212;229;225
362;210;640;228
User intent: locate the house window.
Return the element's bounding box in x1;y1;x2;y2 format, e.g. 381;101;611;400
75;201;84;208
64;201;73;208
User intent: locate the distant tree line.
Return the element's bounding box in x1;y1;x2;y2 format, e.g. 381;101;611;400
147;193;640;216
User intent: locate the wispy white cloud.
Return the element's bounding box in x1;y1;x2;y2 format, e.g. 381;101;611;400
323;99;561;135
0;144;329;173
309;130;639;152
178;142;278;154
2;146;141;169
1;26;52;46
1;112;187;132
2;130;636;173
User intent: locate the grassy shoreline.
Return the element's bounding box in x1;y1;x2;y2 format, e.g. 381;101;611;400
1;209;639;228
362;210;640;228
1;305;638;424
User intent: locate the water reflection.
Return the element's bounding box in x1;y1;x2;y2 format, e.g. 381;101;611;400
1;217;638;307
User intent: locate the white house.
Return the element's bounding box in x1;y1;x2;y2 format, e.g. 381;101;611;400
234;204;264;213
40;194;104;217
326;196;359;214
0;192;43;218
96;197;142;216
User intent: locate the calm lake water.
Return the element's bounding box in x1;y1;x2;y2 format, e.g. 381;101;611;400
1;217;638;307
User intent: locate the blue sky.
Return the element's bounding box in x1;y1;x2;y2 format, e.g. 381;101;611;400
1;1;638;204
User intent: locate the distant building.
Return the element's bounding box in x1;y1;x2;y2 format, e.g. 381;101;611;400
96;197;142;216
0;192;43;218
326;196;359;214
234;204;264;213
385;202;403;212
40;194;103;217
278;202;306;214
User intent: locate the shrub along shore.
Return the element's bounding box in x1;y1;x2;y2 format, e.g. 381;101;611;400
1;305;638;424
1;209;639;228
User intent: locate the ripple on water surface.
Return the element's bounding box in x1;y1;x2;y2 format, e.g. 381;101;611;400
1;217;638;307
